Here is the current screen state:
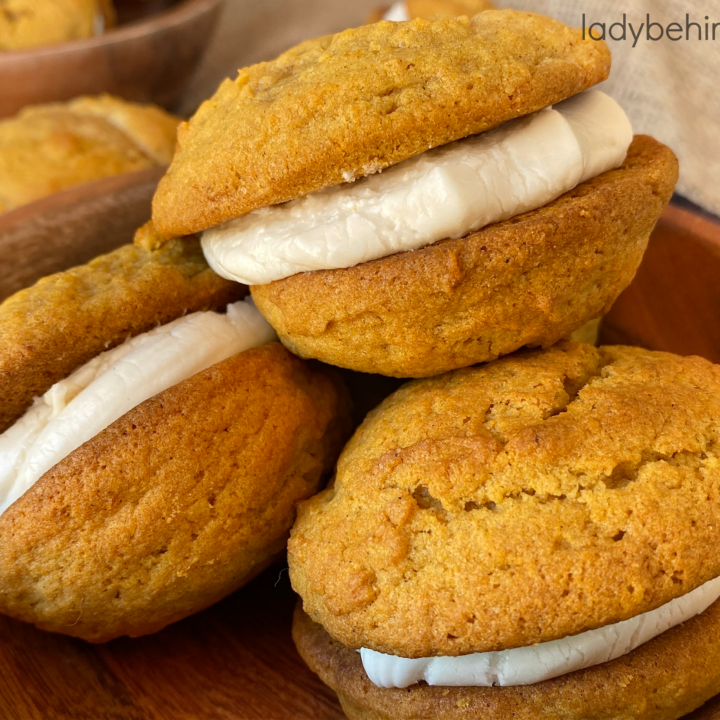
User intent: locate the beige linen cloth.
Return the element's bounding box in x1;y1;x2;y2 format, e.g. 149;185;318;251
492;0;720;216
184;0;720;216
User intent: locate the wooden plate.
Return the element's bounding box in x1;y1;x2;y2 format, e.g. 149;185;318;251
0;0;222;119
0;188;719;719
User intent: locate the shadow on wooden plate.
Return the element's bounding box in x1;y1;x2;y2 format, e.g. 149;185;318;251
0;569;345;720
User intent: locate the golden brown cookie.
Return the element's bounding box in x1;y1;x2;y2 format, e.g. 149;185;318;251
252;136;678;378
0;95;178;213
293;602;720;720
289;343;720;657
0;0;115;51
370;0;496;23
152;11;610;237
65;95;179;165
0;238;244;434
0;343;351;643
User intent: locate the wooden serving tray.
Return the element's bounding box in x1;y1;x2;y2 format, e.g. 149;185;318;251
1;181;719;719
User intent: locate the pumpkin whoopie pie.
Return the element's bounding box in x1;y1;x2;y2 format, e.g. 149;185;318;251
150;10;677;378
289;342;720;720
0;243;351;642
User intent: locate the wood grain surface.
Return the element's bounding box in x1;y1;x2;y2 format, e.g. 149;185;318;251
1;567;720;720
0;0;221;119
0;195;719;719
0;570;346;720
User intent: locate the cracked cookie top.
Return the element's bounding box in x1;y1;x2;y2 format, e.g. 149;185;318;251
151;10;610;237
288;343;720;657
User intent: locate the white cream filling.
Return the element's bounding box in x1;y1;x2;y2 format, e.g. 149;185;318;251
383;2;410;21
201;90;632;286
0;298;276;517
361;575;720;688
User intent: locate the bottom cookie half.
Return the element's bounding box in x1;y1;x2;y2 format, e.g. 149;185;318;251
293;602;720;720
253;136;678;378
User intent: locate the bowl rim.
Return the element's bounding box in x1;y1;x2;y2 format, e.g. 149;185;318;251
0;166;166;238
0;0;223;60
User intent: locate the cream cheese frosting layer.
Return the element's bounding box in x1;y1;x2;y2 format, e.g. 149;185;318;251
383;2;410;21
360;575;720;688
201;91;633;286
0;298;276;516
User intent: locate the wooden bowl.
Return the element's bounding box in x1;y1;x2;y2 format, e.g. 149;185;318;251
0;166;164;302
601;203;720;364
0;185;719;719
0;0;222;120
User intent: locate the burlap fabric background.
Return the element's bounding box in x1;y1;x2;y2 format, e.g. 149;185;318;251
183;0;720;216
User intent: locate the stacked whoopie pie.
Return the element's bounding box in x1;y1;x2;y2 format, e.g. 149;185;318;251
290;343;720;719
0;239;350;642
142;8;720;720
152;11;676;379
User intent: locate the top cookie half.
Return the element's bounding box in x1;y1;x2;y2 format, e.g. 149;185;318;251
152;10;610;237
